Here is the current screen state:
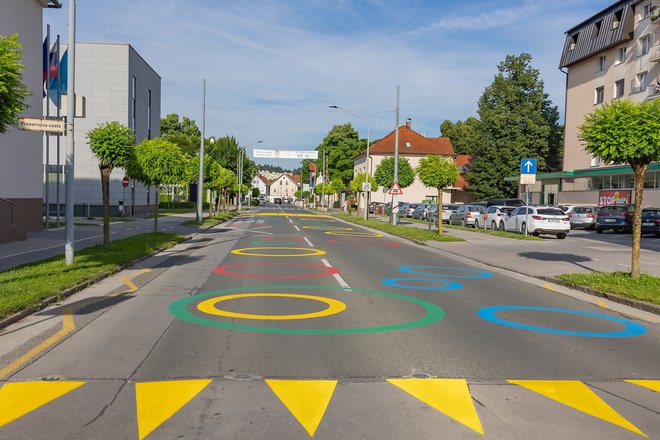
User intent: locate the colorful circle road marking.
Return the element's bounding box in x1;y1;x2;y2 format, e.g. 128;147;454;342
169;285;445;334
213;262;339;279
399;266;493;279
231;247;326;257
324;231;383;237
381;277;463;291
302;226;353;231
197;293;346;320
476;306;647;338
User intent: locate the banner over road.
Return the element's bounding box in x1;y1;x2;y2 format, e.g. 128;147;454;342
253;149;318;159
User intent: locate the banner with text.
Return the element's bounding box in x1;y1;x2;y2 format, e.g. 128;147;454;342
253;149;318;159
598;190;632;206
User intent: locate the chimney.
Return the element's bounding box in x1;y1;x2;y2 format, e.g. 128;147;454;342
405;118;411;129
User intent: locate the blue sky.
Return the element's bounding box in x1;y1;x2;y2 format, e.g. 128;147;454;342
44;0;614;167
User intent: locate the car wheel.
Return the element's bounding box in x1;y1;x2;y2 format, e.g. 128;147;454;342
491;221;497;231
499;222;505;231
520;223;527;235
588;224;596;231
474;220;480;229
557;233;567;239
596;226;603;233
461;219;466;227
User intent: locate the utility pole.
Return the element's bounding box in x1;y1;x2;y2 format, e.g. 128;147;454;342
392;85;400;225
196;79;206;224
64;0;76;266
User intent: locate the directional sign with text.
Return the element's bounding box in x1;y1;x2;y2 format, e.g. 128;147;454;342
520;158;537;175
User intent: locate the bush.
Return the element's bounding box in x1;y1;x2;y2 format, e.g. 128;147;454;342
250;199;260;206
158;201;209;209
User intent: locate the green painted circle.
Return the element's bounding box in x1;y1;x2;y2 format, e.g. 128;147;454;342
169;285;445;334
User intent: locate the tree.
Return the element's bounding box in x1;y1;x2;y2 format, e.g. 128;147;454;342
126;138;188;231
467;53;561;199
373;156;415;189
160;113;201;137
0;34;31;134
214;167;237;213
349;172;378;217
86;122;135;247
439;117;485;155
417;155;460;235
578;99;660;278
315;124;365;187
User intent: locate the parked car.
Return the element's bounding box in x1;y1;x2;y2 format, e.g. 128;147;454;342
449;204;487;227
424;204;438;221
596;204;634;233
411;203;429;220
641;207;660;237
486;198;525;207
503;206;570;238
560;205;598;230
386;201;406;215
440;204;460;223
369;201;385;214
273;197;282;204
482;205;516;230
401;203;418;218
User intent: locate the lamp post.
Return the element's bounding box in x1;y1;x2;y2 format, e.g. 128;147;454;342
64;0;76;265
196;79;206;224
239;140;263;210
329;105;370;220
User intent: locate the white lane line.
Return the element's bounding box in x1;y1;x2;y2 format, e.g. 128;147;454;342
303;236;314;247
321;258;350;289
293;225;300;231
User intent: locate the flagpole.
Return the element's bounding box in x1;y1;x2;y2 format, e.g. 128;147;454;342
64;0;76;266
45;25;51;230
55;35;61;228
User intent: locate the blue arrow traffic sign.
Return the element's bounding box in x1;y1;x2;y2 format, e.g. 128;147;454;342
521;158;537;175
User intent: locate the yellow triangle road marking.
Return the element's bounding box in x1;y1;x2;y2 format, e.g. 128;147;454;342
387;378;484;435
509;380;647;437
135;379;211;440
266;379;337;437
0;381;85;427
625;380;660;392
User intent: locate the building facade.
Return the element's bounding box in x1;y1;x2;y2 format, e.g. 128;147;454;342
0;0;61;243
535;0;660;207
268;174;300;201
44;42;161;217
252;175;270;198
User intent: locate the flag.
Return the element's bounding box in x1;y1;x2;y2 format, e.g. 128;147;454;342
48;48;67;107
42;37;48;96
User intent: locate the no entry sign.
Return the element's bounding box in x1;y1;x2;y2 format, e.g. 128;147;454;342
122;176;129;187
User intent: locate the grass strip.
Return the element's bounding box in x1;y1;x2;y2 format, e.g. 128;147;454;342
181;212;238;226
331;214;464;242
402;217;542;240
557;272;660;305
0;232;186;319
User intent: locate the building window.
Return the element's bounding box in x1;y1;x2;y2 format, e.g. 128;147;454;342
613;9;623;28
643;2;652;19
593;20;603;39
637;71;648;92
640;35;652;55
614;79;625;99
569;33;579;50
595;86;604;104
147;89;152;140
644;171;658;189
616;47;626;64
130;76;136;131
596;55;606;72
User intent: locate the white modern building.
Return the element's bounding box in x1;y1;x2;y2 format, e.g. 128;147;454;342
44;42;161;217
0;0;61;243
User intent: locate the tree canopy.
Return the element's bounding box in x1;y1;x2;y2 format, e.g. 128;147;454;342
439;117;485;156
160;113;201;137
315;123;365;187
417;155;460;235
373;156;415;189
0;34;31;134
578;99;660;278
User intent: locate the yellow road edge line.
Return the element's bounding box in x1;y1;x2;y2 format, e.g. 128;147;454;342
0;269;151;379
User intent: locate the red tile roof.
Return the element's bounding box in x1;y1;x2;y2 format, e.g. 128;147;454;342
453;155;473;190
258;175;270;185
366;125;455;157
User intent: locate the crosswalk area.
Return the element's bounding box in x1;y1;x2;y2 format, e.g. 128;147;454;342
0;378;658;439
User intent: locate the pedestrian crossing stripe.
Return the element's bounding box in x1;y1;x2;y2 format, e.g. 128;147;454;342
625;380;660;393
265;379;337;437
508;380;647;437
135;379;211;440
0;381;85;427
387;378;483;435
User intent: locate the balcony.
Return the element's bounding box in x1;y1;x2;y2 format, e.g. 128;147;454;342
650;45;660;63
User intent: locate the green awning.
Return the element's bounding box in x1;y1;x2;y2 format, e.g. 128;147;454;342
504;163;660;182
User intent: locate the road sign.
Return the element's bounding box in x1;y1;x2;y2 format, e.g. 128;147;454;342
362;182;371;192
387;181;403;195
17;117;65;134
520;158;537;175
122;176;129;188
520;174;536;185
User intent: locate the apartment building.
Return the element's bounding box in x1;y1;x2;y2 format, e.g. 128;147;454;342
540;0;660;206
44;43;161;217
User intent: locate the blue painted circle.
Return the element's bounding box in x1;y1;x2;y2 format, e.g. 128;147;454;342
381;277;463;291
399;266;493;279
477;306;647;338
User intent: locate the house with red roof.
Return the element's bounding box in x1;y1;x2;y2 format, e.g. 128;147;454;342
251;174;271;198
354;121;473;204
269;173;301;202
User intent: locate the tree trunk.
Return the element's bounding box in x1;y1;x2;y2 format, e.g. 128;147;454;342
153;186;159;232
100;165;113;248
630;163;647;278
437;188;443;236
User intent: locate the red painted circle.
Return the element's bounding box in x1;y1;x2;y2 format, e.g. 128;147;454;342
327;238;401;247
213;262;340;278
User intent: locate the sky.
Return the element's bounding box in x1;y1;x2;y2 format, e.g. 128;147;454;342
44;0;614;168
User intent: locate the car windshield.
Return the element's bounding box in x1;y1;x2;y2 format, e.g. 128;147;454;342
537;208;564;215
573;207;593;213
443;205;458;210
601;205;628;212
643;209;660;216
500;207;515;213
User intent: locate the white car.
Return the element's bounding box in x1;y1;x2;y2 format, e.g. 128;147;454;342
503;206;570;239
480;205;516;230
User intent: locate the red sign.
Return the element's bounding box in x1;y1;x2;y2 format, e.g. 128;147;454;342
598;190;631;206
122;176;129;188
387;181;403;195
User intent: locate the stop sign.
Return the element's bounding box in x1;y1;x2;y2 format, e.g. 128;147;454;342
122;176;129;187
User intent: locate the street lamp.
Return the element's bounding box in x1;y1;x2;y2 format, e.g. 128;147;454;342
329;105;370;220
239;140;263;210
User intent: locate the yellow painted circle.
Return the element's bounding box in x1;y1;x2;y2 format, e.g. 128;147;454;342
231;247;326;257
302;226;353;230
324;231;383;237
197;293;346;320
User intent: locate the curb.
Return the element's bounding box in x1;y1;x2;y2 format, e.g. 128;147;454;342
0;218;233;330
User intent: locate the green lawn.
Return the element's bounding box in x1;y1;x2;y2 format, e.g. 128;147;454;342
0;232;186;319
331;214;464;242
181;212;238;226
557;272;660;305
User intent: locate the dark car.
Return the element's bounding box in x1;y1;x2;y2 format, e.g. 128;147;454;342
641;207;660;237
273;197;282;204
369;202;385;214
486;198;525;207
596;204;634;233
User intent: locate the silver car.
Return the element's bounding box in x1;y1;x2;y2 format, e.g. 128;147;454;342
440;204;459;223
449;204;487;227
560;205;598;230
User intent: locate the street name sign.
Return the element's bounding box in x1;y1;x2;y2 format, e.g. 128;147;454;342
18;117;65;134
520;174;537;185
387;181;403;195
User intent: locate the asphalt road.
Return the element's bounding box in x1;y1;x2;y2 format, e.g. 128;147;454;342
1;205;659;439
